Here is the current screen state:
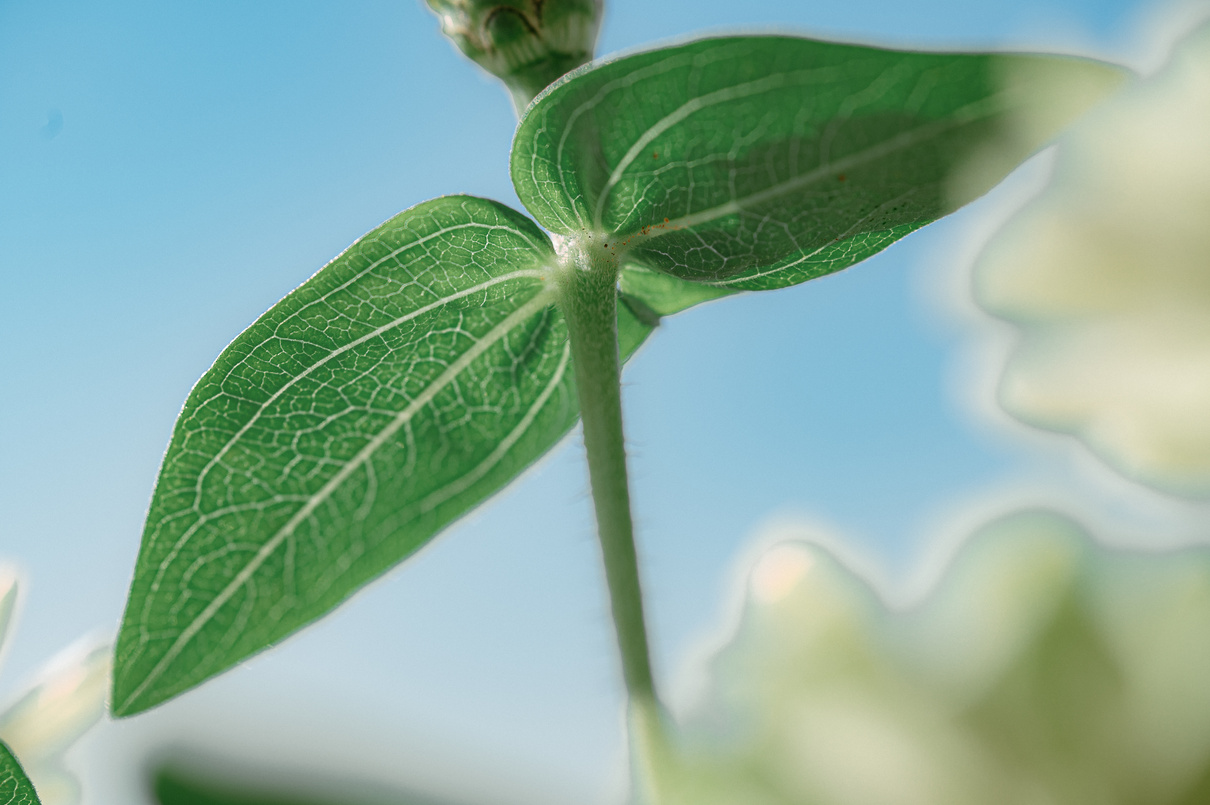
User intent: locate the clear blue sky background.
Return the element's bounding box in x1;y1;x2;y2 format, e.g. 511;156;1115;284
0;0;1175;802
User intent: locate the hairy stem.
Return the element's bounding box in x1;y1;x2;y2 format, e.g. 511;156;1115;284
554;236;658;707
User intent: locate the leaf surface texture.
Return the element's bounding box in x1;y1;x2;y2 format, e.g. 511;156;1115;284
114;196;575;715
0;744;38;805
512;35;1127;290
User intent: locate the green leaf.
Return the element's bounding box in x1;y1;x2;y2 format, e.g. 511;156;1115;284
617;288;657;358
114;195;580;716
152;764;461;805
0;743;39;805
512;35;1128;290
620;263;735;317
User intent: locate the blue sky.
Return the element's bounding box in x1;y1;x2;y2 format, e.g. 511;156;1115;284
0;0;1178;802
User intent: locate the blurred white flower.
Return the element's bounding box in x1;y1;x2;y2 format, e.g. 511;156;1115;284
0;567;109;805
973;20;1210;496
647;512;1210;805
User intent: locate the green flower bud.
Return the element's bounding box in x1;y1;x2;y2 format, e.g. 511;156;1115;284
426;0;602;113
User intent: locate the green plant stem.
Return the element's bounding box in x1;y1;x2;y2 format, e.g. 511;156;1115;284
554;236;658;706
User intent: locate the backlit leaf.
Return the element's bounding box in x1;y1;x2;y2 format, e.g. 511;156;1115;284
0;744;39;805
114;196;576;716
152;763;463;805
512;35;1127;290
620;264;735;317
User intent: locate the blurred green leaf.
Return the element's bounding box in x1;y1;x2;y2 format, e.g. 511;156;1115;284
512;35;1127;291
0;743;39;805
152;764;469;805
114;196;577;716
154;772;303;805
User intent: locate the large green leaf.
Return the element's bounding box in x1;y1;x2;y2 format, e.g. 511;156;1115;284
0;744;39;805
512;35;1128;290
114;196;582;716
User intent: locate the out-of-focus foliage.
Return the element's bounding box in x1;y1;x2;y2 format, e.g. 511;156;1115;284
974;21;1210;497
0;569;108;805
645;512;1210;805
150;763;466;805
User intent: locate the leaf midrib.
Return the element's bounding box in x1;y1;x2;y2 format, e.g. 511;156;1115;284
416;339;572;516
548;49;700;232
704;187;920;287
606;91;1004;255
188;222;549;528
590;64;850;230
137;263;549;648
117;287;559;714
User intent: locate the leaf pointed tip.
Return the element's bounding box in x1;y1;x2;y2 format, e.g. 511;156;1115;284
109;665;157;719
115;195;572;713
